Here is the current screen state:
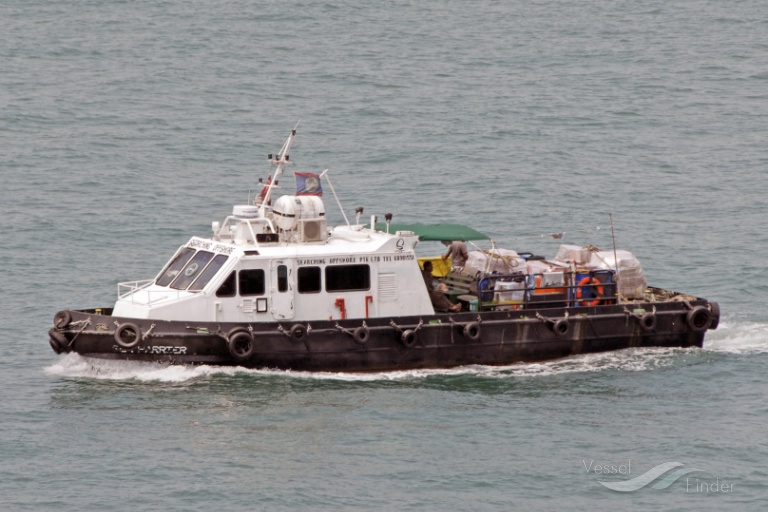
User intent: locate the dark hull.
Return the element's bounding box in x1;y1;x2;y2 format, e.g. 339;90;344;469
49;297;720;372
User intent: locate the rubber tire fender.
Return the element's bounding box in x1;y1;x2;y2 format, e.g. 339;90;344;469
687;306;712;333
639;312;657;333
49;328;68;354
463;322;481;341
553;318;570;337
114;322;142;349
227;327;254;361
401;329;417;348
708;302;720;330
290;324;308;341
353;326;370;345
54;310;72;330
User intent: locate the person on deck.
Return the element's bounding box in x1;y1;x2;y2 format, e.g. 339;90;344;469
422;261;461;312
441;240;469;270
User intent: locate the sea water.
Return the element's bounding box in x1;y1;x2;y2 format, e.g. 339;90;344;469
2;0;767;510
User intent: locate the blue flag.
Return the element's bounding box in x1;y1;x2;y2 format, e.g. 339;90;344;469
295;172;323;196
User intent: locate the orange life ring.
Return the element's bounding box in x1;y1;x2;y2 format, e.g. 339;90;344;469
576;276;604;306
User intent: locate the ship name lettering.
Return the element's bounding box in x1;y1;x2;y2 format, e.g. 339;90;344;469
297;258;326;265
329;257;357;264
189;240;212;250
213;244;234;254
126;345;188;355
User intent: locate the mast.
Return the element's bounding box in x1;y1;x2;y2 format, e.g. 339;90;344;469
257;121;300;217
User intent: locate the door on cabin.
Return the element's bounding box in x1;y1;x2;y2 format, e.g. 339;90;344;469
270;261;295;320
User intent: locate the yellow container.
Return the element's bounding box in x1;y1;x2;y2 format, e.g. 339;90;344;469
418;256;451;277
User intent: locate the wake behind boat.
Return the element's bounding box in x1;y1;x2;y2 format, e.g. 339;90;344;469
48;127;720;371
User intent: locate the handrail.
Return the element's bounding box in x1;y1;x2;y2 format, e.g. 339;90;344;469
470;270;618;309
117;279;154;299
117;279;198;304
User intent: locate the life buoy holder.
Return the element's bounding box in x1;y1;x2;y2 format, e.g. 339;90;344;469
114;322;142;349
353;326;370;345
401;329;417;348
463;322;481;341
686;306;712;333
639;312;657;333
576;277;604;306
54;310;72;330
290;324;308;341
227;327;254;360
553;318;570;337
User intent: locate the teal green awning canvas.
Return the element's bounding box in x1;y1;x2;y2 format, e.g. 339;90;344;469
373;223;489;241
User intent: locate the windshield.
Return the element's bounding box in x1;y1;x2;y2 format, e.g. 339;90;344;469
188;254;229;291
170;250;216;290
156;247;195;287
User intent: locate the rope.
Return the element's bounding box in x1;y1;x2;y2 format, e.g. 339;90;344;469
334;323;352;336
143;323;157;339
67;318;92;346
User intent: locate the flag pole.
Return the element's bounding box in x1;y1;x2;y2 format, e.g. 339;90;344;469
320;169;351;226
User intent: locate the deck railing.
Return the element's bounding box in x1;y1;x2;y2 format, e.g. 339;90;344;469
452;270;618;311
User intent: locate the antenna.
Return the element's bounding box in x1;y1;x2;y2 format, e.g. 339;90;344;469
257;121;300;217
609;213;620;297
319;169;351;226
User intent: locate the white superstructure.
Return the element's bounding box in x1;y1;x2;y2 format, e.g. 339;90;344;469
113;127;435;322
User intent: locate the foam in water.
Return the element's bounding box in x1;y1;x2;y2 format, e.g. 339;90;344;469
41;347;691;383
703;320;768;354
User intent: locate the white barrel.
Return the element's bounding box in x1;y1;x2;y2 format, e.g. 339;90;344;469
273;195;326;230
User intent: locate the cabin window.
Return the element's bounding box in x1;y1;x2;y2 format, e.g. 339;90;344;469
298;266;321;293
156;247;196;287
325;264;370;292
239;269;266;296
277;265;288;293
189;254;229;292
216;271;236;297
170;250;215;290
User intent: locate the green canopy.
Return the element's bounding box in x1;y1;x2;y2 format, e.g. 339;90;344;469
375;223;489;241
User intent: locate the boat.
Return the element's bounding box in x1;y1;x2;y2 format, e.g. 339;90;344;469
48;127;720;372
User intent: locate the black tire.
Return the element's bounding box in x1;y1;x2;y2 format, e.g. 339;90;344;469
49;328;68;354
114;323;142;349
353;326;370;345
687;306;712;333
553;318;570;337
463;322;481;341
54;310;72;330
401;329;417;348
709;302;720;330
639;313;657;333
227;328;254;361
290;324;308;341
